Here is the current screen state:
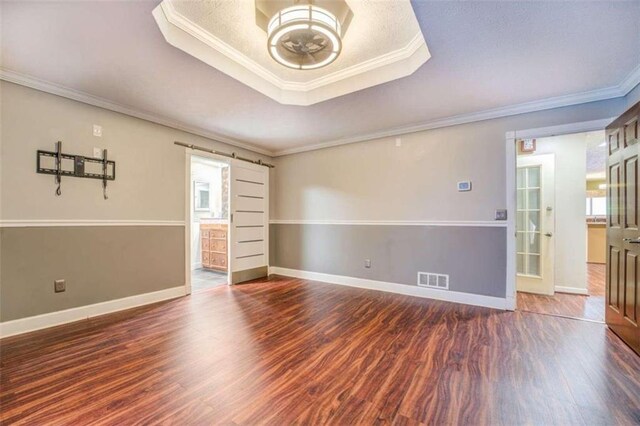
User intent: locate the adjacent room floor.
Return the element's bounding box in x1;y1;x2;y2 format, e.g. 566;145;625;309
517;263;605;322
2;275;639;425
191;268;227;293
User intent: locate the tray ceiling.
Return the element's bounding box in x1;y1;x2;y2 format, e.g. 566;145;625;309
153;0;430;105
1;1;639;155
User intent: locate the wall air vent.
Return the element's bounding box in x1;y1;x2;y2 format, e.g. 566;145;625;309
417;272;449;290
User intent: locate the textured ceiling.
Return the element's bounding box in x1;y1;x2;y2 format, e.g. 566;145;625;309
165;0;421;82
1;1;639;155
585;131;606;178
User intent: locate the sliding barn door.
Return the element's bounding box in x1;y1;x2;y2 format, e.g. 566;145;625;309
228;159;269;284
606;101;640;355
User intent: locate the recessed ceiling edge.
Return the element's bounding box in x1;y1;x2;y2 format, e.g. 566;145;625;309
152;0;431;106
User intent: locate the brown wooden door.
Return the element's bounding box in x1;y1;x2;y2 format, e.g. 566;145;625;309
606;101;640;355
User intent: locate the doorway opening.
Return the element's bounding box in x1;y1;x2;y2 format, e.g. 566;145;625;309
514;130;606;322
190;155;230;293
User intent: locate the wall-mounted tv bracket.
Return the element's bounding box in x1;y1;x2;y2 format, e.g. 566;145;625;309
37;141;115;198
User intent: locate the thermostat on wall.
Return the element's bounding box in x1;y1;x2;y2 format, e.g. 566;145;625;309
457;181;472;192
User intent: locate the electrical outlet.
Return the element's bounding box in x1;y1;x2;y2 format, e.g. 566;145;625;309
93;147;103;159
54;279;66;293
364;259;371;268
93;124;102;137
495;209;508;221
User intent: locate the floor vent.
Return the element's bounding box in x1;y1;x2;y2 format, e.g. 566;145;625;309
417;272;449;290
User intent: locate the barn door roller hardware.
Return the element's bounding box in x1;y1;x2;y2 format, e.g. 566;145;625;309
174;141;275;168
36;141;116;198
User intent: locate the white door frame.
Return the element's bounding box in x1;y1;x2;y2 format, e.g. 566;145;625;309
504;117;613;310
184;150;231;295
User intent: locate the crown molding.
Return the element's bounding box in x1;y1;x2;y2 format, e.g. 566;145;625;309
281;33;427;92
619;63;640;95
155;0;430;106
3;61;639;160
0;68;275;157
273;83;630;156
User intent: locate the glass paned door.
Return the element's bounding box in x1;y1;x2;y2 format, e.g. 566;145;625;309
517;166;542;277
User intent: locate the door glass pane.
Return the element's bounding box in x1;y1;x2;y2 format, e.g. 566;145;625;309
528;167;540;187
527;232;540;254
527;254;540;276
527;212;539;230
516;165;543;278
528;189;540;210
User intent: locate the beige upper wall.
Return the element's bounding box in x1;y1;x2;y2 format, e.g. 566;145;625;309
272;98;626;222
0;81;272;222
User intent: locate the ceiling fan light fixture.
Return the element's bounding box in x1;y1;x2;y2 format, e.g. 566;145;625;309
267;4;342;70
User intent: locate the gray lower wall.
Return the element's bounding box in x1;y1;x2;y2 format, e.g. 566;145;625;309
0;226;184;322
270;224;507;298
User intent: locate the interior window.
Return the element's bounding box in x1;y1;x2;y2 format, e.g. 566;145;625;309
586;196;606;216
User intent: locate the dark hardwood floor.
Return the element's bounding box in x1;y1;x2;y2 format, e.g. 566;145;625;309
2;274;640;425
517;263;606;322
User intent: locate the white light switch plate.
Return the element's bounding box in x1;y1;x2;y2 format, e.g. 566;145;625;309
93;124;102;137
93;148;103;159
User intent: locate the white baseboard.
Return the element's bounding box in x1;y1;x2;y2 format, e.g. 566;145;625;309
269;267;509;310
0;286;187;339
555;286;589;295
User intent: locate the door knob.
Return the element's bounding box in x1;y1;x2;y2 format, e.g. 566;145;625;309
544;232;553;237
623;237;640;244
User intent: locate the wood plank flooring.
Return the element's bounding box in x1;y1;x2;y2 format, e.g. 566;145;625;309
517;263;606;322
2;274;640;425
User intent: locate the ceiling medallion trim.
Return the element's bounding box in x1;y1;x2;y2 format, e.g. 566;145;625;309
153;0;430;105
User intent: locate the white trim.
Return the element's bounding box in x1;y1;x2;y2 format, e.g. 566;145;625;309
514;118;615;140
0;286;186;339
555;286;589;295
269;219;507;227
505;134;517;311
619;63;640;95
0;220;185;228
269;267;509;311
185;150;233;293
295;34;426;91
0;68;274;157
274;93;623;156
155;1;430;106
2;62;635;159
185;153;193;295
505;117;610;309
